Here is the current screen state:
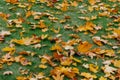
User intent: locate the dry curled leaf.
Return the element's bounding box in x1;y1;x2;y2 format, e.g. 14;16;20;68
3;71;13;75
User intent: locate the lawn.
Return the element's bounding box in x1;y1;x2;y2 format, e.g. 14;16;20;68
0;0;120;80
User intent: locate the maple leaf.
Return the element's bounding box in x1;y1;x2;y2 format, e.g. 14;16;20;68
88;0;97;5
26;11;33;18
89;64;99;73
11;35;41;45
51;26;60;34
61;0;69;11
53;52;64;60
39;64;47;69
60;57;72;66
38;20;47;29
2;47;15;53
42;54;57;67
51;44;63;52
16;76;29;80
15;55;31;66
99;77;107;80
52;72;64;80
92;36;103;46
77;41;92;54
116;68;120;79
51;67;79;79
0;12;10;20
70;1;78;7
102;65;117;77
6;0;18;4
81;72;97;79
76;22;96;33
113;60;120;68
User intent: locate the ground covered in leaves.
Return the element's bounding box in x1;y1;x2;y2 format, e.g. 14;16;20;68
0;0;120;80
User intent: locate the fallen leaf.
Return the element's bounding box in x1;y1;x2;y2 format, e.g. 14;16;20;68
81;72;97;79
6;0;18;4
88;0;96;5
51;44;63;52
99;77;107;80
60;57;72;66
3;71;13;75
113;60;120;68
39;64;47;69
2;47;15;53
89;64;98;73
77;41;92;53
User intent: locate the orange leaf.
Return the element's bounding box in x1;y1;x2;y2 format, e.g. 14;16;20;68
51;44;63;52
88;0;96;5
77;41;92;53
6;0;18;4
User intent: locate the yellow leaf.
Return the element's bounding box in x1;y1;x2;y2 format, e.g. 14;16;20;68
77;22;95;32
99;77;107;80
114;29;120;36
88;0;96;5
28;0;35;2
105;50;115;57
89;64;98;73
52;73;64;80
2;47;15;52
38;20;47;29
39;64;47;69
81;72;97;79
70;1;78;7
60;57;72;66
92;36;103;46
26;11;33;18
51;27;60;34
6;0;18;4
70;56;81;63
51;44;63;52
113;60;120;68
41;34;48;40
11;36;40;45
40;0;46;3
77;41;92;53
61;0;69;11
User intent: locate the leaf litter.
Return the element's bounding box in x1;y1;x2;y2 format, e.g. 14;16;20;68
0;0;120;80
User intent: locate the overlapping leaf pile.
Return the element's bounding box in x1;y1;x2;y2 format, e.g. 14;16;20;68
0;0;120;80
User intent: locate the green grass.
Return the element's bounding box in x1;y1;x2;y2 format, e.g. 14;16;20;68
0;0;120;80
